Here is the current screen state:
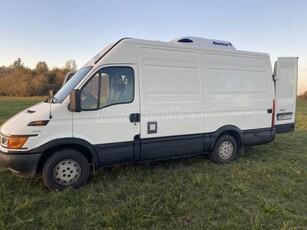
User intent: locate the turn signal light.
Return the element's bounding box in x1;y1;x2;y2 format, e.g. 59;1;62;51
28;120;49;126
8;137;29;149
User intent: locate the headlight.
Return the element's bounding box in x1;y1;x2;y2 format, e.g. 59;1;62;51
1;135;8;147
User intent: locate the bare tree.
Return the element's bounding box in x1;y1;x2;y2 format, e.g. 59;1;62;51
65;59;77;71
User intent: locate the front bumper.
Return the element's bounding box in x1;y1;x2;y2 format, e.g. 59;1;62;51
0;150;42;178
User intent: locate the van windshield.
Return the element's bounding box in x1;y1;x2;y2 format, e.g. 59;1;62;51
53;66;93;103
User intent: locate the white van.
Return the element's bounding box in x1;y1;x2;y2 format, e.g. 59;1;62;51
0;37;298;190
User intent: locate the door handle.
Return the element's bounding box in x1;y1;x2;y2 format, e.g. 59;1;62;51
129;113;140;123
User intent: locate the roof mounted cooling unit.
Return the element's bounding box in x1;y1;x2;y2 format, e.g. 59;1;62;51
171;36;236;50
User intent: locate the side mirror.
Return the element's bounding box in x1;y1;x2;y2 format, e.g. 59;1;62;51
48;89;57;103
70;89;81;112
49;89;55;98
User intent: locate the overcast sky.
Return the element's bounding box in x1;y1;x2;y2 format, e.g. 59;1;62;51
0;0;306;93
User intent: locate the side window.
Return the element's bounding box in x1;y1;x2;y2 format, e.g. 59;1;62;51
81;73;100;110
81;67;134;110
99;73;110;108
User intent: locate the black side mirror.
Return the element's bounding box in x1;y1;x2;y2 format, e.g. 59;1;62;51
70;89;81;112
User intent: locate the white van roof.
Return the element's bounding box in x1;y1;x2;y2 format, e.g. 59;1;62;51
171;36;236;50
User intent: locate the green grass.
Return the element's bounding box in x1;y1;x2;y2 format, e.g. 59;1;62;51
0;97;306;229
0;97;46;125
296;99;307;131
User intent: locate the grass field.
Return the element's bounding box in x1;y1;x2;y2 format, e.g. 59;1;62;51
0;97;306;229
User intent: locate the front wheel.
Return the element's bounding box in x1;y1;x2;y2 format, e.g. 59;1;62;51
211;135;238;164
42;149;90;191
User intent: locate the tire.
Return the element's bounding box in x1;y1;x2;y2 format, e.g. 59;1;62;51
211;134;238;164
42;149;90;191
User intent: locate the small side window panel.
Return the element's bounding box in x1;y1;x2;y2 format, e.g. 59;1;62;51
105;67;134;105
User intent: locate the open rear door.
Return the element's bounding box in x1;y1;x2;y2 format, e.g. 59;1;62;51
273;57;298;133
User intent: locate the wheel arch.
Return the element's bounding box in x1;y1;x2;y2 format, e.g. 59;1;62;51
210;125;243;152
36;138;99;173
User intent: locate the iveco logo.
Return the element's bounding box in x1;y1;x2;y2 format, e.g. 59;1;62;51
213;41;232;47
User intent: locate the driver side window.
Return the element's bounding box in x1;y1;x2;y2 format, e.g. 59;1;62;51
81;67;134;110
81;73;100;110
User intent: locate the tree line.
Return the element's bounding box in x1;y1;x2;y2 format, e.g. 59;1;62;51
0;58;77;96
0;58;306;98
299;92;307;100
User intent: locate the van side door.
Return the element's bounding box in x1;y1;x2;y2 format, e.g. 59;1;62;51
273;57;298;133
72;65;140;164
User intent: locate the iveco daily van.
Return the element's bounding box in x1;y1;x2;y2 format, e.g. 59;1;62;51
0;37;298;190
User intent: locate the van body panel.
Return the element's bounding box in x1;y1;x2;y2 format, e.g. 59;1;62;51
203;52;273;132
135;40;274;141
138;45;204;139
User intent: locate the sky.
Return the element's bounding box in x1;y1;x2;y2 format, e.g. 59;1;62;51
0;0;306;94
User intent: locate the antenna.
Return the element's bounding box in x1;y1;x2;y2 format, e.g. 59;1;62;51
48;90;54;119
49;102;52;119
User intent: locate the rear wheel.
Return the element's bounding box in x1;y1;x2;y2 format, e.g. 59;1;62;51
42;149;90;191
211;135;237;164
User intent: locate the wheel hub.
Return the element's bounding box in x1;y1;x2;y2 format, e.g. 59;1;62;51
53;159;81;185
219;141;234;159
